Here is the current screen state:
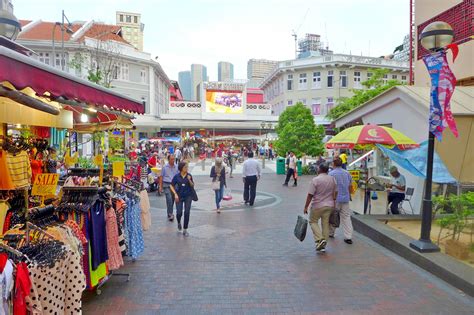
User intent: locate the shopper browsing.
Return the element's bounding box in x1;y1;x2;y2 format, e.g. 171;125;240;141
170;162;195;236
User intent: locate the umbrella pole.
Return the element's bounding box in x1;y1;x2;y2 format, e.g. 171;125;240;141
410;132;440;252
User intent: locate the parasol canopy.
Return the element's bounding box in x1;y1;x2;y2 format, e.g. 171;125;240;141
326;124;419;150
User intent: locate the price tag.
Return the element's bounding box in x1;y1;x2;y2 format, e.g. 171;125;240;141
349;170;360;181
113;161;125;177
32;174;59;196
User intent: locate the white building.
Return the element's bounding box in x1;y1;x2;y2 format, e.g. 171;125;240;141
260;54;409;124
17;19;171;120
116;11;144;51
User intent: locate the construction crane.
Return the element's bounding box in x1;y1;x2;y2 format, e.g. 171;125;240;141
291;8;310;59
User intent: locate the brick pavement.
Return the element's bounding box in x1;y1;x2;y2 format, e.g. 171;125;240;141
83;174;474;314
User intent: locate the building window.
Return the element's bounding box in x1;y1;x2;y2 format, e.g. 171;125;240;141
298;73;307;90
367;72;373;78
326;97;334;113
340;70;347;88
126;15;131;23
298;99;307;105
327;70;334;88
311;98;321;115
287;100;293;106
401;75;407;83
54;53;61;68
39;52;50;65
140;69;147;83
119;14;123;22
354;71;362;89
392;74;398;80
383;74;388;84
312;71;321;89
121;63;129;80
134;16;138;23
287;74;293;91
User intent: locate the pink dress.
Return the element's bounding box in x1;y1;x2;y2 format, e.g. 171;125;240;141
105;207;124;270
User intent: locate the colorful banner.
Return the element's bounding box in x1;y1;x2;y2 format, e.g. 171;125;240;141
31;173;59;196
206;91;243;114
423;50;458;141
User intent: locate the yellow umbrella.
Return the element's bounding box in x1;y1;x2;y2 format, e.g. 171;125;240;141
326;125;419;150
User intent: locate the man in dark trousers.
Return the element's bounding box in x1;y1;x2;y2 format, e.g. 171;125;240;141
242;151;261;206
283;152;297;187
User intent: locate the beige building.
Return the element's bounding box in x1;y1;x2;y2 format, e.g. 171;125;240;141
414;0;473;87
247;59;278;87
116;11;144;51
260;54;409;124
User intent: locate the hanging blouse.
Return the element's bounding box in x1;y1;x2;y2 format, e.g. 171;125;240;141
105;206;123;270
125;197;144;259
89;201;108;270
6;151;32;189
0;201;9;237
0;254;14;315
140;190;151;231
0;150;15;190
14;262;31;315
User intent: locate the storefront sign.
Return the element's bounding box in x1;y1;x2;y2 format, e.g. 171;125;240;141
31;173;59;196
113;161;125;177
349;170;360;181
203;82;245;91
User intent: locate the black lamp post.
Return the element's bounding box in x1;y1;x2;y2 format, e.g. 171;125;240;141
409;21;454;253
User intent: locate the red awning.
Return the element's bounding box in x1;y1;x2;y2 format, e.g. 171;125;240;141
0;46;144;114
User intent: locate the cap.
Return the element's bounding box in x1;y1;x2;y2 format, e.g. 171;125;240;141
389;166;398;173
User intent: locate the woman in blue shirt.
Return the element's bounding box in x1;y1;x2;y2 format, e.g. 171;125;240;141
170;161;195;236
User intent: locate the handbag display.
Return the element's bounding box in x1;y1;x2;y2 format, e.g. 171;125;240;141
329;209;340;227
294;215;308;242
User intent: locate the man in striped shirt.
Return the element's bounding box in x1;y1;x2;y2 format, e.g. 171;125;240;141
329;157;354;244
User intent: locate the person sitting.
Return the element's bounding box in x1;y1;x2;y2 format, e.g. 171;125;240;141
387;166;406;215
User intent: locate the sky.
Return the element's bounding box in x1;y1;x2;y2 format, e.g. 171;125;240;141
14;0;409;81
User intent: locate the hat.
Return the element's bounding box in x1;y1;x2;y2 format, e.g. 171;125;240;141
389;166;398;173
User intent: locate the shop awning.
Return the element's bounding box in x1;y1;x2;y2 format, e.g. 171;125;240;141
0;46;144;114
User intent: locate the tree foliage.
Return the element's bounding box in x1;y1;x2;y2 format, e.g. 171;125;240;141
326;68;402;120
275;102;325;158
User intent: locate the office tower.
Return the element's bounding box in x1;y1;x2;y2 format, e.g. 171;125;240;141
116;11;144;51
218;61;234;81
247;59;278;87
191;64;207;101
297;33;333;59
178;71;192;100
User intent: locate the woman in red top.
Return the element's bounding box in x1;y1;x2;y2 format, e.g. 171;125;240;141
29;150;43;183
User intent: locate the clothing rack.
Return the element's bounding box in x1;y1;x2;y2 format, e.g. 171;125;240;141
25;222;56;245
67;168;101;177
0;242;27;259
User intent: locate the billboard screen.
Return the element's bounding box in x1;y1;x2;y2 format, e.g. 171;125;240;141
205;91;243;114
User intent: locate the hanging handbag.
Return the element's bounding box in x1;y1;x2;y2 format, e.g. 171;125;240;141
191;187;199;201
329;209;340;227
294;215;308;242
211;179;220;191
223;188;232;201
371;191;378;200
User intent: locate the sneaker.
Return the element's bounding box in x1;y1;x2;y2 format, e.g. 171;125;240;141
329;235;335;238
183;229;189;237
217;208;221;214
293;183;297;187
177;223;182;232
316;239;327;251
168;214;174;222
344;239;353;244
282;183;288;186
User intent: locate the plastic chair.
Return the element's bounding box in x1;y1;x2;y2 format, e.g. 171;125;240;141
399;187;415;214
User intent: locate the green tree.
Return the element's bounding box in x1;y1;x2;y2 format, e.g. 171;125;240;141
275;102;325;158
326;68;402;120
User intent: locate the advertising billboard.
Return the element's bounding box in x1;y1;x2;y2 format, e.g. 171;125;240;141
205;91;243;114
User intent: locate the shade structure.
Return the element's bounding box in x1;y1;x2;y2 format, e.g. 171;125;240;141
326;125;419;150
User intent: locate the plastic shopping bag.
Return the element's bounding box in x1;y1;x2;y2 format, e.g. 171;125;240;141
294;215;308;242
223;188;233;201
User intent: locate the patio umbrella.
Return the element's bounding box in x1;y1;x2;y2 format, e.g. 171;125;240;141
326;124;419;150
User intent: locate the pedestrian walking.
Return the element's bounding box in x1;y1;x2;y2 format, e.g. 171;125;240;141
339;150;348;169
242;151;261;206
159;154;179;221
210;158;227;213
303;163;337;253
283;152;298;187
175;147;182;163
170;162;195;236
329;157;354;244
387;166;406;215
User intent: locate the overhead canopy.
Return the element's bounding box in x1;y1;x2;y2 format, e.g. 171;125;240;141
0;46;144;114
376;141;457;184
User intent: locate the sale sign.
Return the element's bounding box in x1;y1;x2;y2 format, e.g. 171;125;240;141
31;173;59;196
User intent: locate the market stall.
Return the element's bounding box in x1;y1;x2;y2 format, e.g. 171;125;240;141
0;43;151;313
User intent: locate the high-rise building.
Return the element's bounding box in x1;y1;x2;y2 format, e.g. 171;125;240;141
116;11;144;51
297;33;333;59
218;61;234;81
178;71;192;100
191;64;207;101
247;59;278;88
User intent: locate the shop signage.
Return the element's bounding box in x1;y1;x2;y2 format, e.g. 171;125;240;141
203;82;245;91
349;170;360;181
113;161;125;177
31;173;59;196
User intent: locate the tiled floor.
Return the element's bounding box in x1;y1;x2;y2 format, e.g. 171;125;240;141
82;174;474;314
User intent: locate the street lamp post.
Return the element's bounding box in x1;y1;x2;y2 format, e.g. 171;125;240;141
0;9;21;40
409;21;454;253
51;10;73;70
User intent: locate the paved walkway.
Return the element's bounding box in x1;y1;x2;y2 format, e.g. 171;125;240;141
83;174;474;314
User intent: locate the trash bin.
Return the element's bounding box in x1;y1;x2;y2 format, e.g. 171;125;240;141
277;157;286;175
297;160;302;176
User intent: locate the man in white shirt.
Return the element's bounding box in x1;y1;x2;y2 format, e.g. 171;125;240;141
242;151;261;206
387;166;406;215
175;147;182;163
283;152;298;187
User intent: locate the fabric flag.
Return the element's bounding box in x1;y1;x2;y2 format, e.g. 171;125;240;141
422;50;458;141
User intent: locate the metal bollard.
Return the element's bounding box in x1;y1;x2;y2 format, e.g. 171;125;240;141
201;158;205;171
